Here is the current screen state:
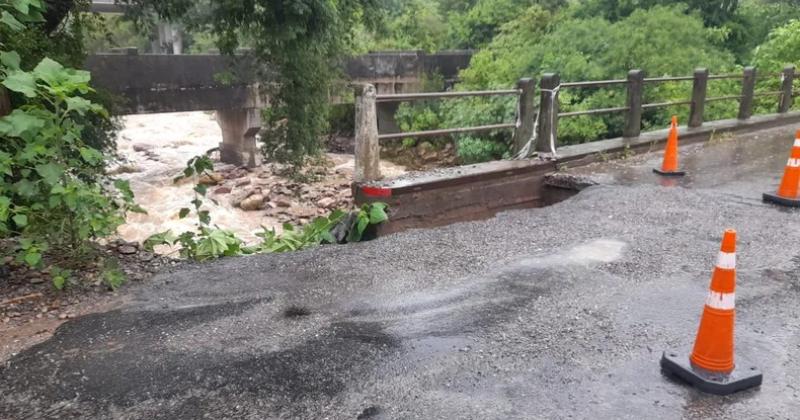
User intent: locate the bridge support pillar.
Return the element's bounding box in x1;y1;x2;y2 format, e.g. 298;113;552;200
216;108;262;168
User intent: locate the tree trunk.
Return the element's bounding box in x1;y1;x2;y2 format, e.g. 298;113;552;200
43;0;75;33
0;87;10;117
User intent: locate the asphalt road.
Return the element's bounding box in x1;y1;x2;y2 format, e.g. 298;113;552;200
2;125;800;419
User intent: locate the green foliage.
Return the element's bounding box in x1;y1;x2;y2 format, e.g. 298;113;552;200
571;0;739;27
83;14;151;54
348;202;387;242
1;1;137;290
456;136;509;163
371;0;448;52
247;211;345;253
101;259;126;290
753;19;800;71
0;0;44;37
396;4;744;160
751;18;800;113
447;0;564;49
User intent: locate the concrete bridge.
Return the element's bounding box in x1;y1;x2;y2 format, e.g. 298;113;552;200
85;50;473;166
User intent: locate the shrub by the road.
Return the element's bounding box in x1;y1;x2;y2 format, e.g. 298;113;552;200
0;0;140;290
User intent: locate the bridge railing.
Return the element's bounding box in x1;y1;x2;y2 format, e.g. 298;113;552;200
352;81;532;182
374;89;522;141
354;65;797;182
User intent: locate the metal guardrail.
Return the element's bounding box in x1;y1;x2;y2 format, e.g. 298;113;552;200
378;123;517;140
640;100;694;110
353;65;797;182
561;80;627;88
375;89;520;103
558;106;629;118
372;89;522;141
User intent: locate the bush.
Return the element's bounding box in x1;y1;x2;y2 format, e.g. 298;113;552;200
0;55;140;287
456;137;509;163
396;4;740;159
0;1;137;289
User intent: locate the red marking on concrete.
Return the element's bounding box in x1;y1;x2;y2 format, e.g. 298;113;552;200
361;186;392;198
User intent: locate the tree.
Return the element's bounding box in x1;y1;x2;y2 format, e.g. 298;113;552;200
434;5;737;161
370;0;448;52
123;0;383;166
446;0;564;49
752;19;800;71
572;0;740;27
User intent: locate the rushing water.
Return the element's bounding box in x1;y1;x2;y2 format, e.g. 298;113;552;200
112;112;406;247
112;112;267;245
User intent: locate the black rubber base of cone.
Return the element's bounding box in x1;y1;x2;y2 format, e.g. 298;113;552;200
763;192;800;207
653;168;686;176
660;351;762;396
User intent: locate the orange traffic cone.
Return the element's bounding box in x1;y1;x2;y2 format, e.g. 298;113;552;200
661;229;762;395
653;116;686;176
763;129;800;207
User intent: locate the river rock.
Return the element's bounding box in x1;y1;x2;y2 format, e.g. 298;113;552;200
316;197;336;209
292;206;318;218
132;143;154;152
214;186;232;195
118;245;138;255
240;194;265;211
198;172;224;186
274;196;293;208
230;188;259;207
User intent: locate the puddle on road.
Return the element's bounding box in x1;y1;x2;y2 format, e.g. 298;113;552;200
515;239;626;269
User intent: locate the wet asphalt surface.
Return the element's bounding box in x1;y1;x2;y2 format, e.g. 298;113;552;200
2;126;800;419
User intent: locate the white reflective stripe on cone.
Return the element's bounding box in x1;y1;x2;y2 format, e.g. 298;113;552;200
795;138;800;147
788;158;800;168
705;291;735;310
716;252;736;269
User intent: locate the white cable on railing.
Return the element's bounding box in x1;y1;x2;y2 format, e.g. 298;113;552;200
513;85;560;160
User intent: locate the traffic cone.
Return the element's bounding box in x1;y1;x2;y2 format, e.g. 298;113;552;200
653;116;686;176
763;129;800;207
661;229;762;395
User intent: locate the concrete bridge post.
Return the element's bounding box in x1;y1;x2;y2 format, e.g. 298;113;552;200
778;65;795;113
512;78;536;155
536;73;560;153
354;83;381;182
689;68;709;128
216;107;262;168
623;70;645;138
738;67;756;120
